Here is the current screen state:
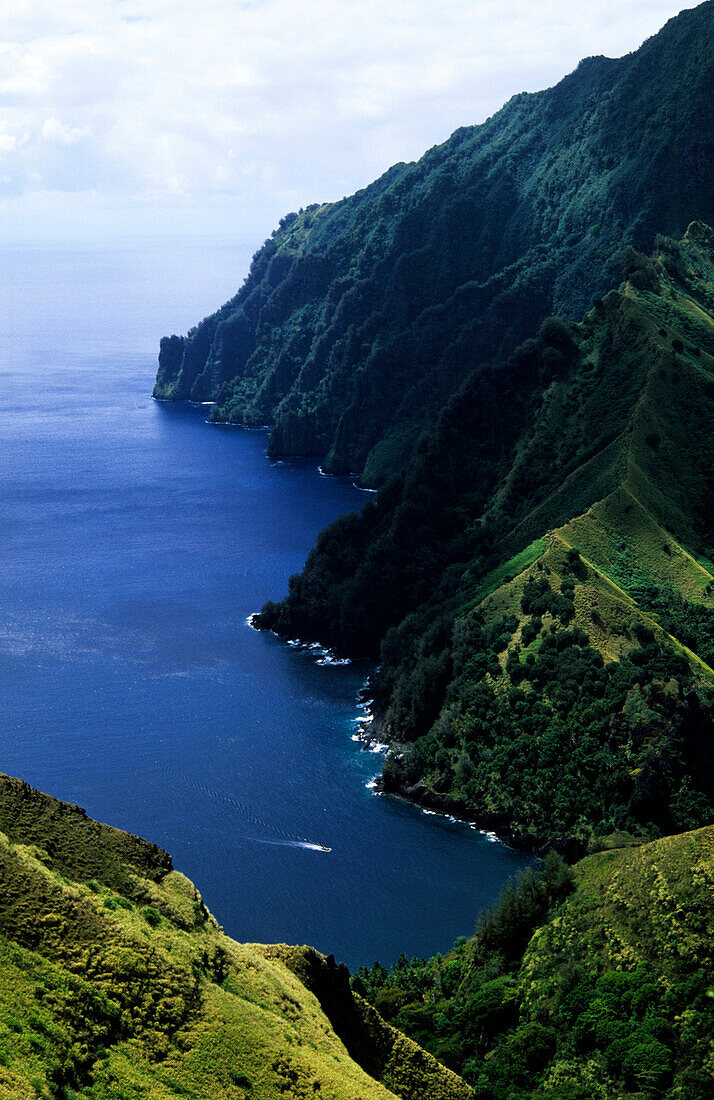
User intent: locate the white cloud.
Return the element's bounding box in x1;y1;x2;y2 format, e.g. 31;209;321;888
42;117;90;144
0;0;702;240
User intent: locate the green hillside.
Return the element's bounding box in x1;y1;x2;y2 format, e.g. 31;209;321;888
258;225;714;853
154;2;714;485
0;774;471;1100
3;779;713;1099
355;827;714;1099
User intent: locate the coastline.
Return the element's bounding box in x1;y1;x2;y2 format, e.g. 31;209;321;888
153;397;376;489
247;615;353;667
354;728;506;846
352;701;530;852
248;615;533;855
344;668;585;858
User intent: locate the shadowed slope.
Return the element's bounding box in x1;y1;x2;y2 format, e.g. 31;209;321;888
155;3;714;485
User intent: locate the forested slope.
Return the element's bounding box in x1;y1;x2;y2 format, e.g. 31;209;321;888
155;2;714;486
258;225;714;854
355;828;714;1098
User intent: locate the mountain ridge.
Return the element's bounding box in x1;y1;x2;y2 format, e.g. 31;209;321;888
258;224;714;855
154;1;714;486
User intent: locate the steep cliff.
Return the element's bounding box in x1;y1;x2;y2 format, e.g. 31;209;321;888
155;2;714;485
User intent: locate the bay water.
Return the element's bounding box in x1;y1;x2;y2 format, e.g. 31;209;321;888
0;240;529;967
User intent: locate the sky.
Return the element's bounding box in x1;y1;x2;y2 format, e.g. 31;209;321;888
0;1;702;245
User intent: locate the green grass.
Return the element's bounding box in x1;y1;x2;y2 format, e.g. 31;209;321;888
0;774;473;1100
460;538;548;613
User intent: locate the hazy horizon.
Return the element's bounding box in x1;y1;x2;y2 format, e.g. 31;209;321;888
0;236;258;351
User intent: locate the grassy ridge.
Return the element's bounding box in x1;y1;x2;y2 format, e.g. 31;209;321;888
0;775;471;1100
260;225;714;853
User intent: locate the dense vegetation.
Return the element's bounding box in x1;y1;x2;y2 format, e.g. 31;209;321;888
3;779;714;1099
155;2;714;485
146;9;714;1096
354;827;714;1098
0;774;472;1100
259;224;714;853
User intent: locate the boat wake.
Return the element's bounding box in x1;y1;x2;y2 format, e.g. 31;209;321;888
142;755;332;853
251;838;332;853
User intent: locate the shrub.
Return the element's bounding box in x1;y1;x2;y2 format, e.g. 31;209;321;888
621;1036;673;1091
622;246;658;291
521;617;543;647
497;1022;558;1086
375;986;411;1020
564;547;582;573
476;853;572;961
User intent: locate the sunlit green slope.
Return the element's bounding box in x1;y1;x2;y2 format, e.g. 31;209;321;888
0;774;471;1100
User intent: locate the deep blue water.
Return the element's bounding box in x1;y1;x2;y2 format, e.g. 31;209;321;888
0;242;530;967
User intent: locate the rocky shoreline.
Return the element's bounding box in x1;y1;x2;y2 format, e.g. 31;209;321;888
250;617;585;859
349;690;552;856
352;688;589;860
